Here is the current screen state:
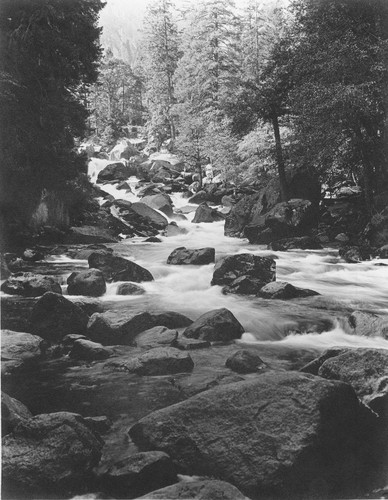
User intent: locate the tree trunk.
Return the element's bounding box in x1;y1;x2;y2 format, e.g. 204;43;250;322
196;159;202;189
355;125;374;215
271;113;288;202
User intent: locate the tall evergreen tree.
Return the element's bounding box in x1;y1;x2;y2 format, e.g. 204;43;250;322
235;2;290;199
287;0;388;212
0;0;104;241
141;0;179;146
173;0;241;179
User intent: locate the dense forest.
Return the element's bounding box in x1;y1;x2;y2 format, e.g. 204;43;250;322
0;0;387;246
88;0;388;208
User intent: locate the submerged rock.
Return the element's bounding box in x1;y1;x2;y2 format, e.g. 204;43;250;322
67;268;107;297
183;308;244;342
88;251;154;283
2;412;103;499
129;371;378;499
30;292;88;343
1;272;61;297
113;347;194;376
167;247;215;265
135;479;248;500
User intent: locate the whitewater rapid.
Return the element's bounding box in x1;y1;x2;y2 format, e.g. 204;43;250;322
6;157;386;352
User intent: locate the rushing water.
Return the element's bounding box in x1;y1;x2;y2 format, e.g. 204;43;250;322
69;159;388;351
4;159;388;353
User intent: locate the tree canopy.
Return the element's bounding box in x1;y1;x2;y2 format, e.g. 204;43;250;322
0;0;104;236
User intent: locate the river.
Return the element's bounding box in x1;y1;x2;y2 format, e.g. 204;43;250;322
69;159;388;352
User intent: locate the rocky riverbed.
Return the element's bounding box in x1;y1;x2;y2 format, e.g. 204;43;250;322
2;157;388;500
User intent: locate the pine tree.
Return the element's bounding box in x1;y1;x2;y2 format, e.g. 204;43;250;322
287;0;388;212
173;0;241;180
0;0;104;242
235;1;291;200
141;0;180;146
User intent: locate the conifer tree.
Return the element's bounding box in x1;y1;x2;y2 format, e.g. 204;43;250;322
0;0;104;241
141;0;179;146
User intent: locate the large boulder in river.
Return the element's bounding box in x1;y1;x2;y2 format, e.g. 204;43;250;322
2;330;45;377
30;292;88;343
129;372;378;499
183;308;244;342
225;171;320;238
119;347;194;376
245;199;318;244
2;412;103;499
135;479;248;500
141;193;174;217
192;203;224;223
211;254;276;287
87;310;155;345
167;247;215;265
130;202;169;230
88;250;154;283
1;272;62;297
67;269;106;297
301;347;388;418
97;162;135;183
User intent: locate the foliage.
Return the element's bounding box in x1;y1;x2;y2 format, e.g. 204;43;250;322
87;49;144;148
286;0;388;210
0;0;104;232
140;0;180;145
